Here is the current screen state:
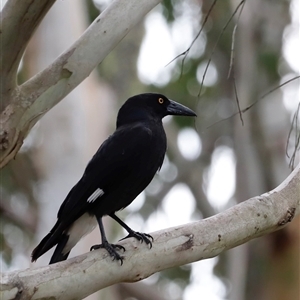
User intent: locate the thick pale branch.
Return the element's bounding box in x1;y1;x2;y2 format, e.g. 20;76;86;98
0;0;56;106
0;0;162;168
1;163;299;300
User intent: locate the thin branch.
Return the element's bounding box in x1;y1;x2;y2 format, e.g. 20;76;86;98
227;0;245;126
165;0;218;71
233;73;244;125
286;101;300;169
198;0;245;98
207;75;300;128
242;76;300;116
227;0;246;78
260;76;300;99
1;162;299;300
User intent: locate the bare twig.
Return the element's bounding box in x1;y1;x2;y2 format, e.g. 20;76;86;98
286;101;300;169
198;0;245;98
165;0;218;73
260;76;300;99
227;0;246;78
227;1;246;126
206;75;300;128
233;74;244;125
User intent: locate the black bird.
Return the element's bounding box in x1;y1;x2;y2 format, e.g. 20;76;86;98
31;93;196;264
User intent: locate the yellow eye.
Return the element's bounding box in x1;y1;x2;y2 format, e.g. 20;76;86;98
158;98;164;104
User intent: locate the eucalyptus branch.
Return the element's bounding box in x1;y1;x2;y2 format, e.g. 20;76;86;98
0;0;162;168
0;0;56;108
1;162;299;300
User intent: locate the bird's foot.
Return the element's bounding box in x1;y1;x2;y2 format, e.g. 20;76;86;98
90;242;125;265
120;231;153;248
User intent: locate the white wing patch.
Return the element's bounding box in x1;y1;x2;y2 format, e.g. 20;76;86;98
87;188;104;203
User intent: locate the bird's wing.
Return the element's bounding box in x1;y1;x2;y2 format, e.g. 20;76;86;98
57;122;164;224
32;123;159;261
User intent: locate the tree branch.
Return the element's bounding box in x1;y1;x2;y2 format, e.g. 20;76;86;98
0;0;162;168
0;0;56;109
1;163;299;300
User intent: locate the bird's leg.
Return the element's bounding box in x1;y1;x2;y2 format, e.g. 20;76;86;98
90;216;125;264
109;213;153;248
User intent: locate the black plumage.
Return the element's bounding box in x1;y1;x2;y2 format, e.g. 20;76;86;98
31;93;196;264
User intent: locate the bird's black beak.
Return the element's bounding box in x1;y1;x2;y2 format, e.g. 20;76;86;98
167;100;197;117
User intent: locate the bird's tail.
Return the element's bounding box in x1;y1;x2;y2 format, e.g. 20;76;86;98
31;220;65;263
49;234;70;264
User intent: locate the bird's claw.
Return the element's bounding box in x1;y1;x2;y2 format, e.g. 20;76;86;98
120;231;153;248
90;242;125;265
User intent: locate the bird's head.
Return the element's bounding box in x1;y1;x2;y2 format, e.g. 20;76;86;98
117;93;196;127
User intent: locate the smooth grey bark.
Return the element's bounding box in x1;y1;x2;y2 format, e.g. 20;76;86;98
1;162;299;300
0;0;162;168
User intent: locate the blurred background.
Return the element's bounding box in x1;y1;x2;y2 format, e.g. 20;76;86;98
0;0;299;299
